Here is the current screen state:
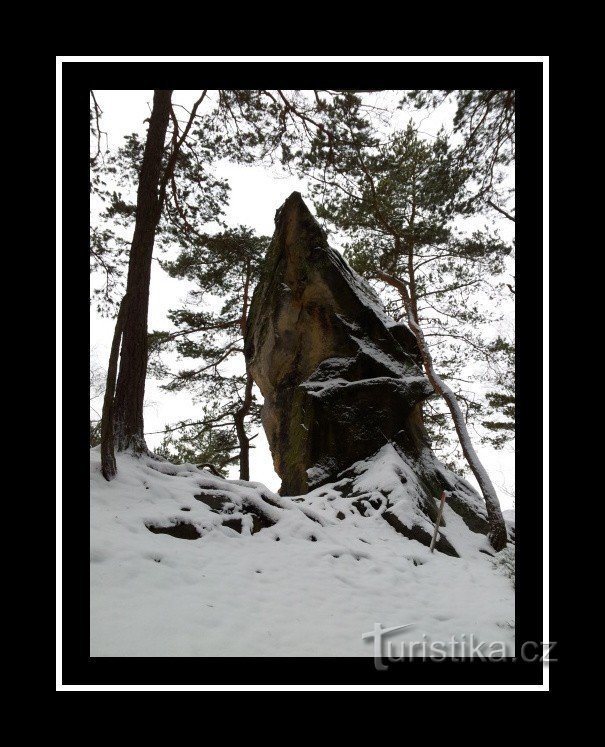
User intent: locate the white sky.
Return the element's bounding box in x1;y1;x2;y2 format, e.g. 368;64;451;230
90;90;515;509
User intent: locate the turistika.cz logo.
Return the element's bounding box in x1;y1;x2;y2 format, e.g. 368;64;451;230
361;623;556;671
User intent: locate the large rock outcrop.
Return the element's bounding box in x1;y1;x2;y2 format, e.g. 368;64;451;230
244;193;490;550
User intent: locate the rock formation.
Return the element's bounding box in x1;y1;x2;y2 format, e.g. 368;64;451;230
245;192;492;554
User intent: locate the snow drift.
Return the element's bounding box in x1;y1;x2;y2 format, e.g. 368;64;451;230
90;447;514;657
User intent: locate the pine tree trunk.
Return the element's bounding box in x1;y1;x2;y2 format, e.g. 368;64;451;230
112;89;173;454
234;372;253;480
378;270;508;551
235;262;254;480
411;322;508;551
100;296;128;480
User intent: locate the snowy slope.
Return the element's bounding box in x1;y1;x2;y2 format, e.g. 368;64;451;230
90;448;514;657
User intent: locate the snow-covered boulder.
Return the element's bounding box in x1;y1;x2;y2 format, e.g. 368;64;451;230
244;192;490;549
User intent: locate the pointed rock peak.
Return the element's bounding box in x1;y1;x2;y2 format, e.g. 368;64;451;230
274;191;308;223
274;191;326;253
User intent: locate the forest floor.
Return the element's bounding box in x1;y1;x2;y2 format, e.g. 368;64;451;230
90;448;515;657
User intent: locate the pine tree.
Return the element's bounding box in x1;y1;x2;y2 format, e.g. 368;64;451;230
301;98;512;459
100;90;173;477
154;424;239;477
481;335;515;449
149;227;267;480
402;89;515;221
95;90;230;480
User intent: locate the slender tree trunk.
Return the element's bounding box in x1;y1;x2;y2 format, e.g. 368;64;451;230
100;296;128;480
378;270;508;551
234;261;253;480
234;373;253;480
112;89;173;454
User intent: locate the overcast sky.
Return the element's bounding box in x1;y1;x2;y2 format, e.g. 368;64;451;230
90;90;515;508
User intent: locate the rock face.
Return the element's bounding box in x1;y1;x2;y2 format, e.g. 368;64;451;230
245;192;489;549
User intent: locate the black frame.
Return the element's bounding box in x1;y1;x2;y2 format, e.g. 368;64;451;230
61;60;545;686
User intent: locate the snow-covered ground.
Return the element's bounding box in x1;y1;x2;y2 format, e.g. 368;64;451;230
90;448;514;657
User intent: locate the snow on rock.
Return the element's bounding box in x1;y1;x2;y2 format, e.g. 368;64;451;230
90;447;514;657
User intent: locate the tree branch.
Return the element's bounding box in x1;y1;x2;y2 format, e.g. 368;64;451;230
487;199;515;223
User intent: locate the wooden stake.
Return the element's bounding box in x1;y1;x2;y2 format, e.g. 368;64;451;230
429;491;447;553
